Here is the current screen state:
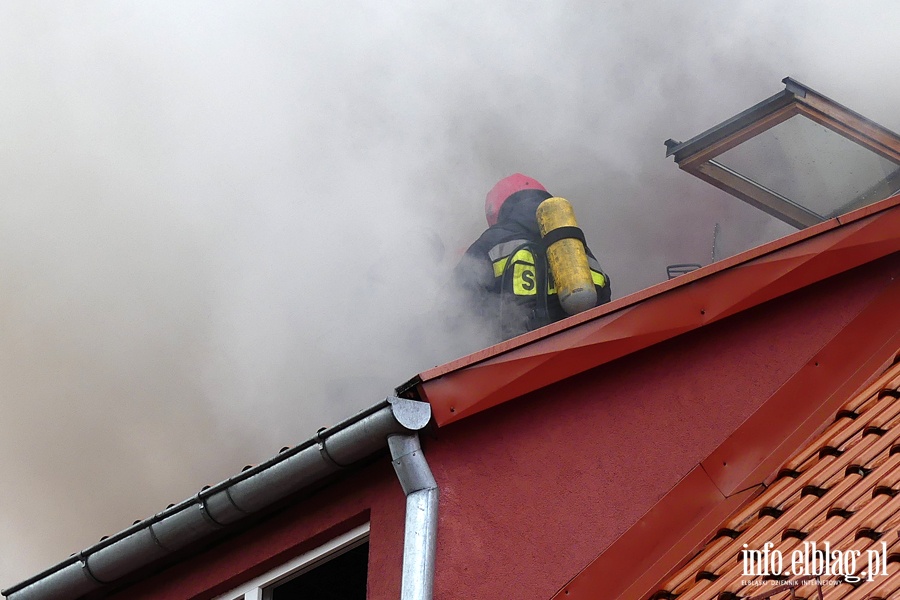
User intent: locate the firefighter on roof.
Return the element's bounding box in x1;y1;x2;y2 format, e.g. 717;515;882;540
454;173;611;340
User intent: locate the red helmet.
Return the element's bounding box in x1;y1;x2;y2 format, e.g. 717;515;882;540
485;173;547;226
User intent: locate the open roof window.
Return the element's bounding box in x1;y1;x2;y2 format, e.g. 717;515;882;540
665;77;900;228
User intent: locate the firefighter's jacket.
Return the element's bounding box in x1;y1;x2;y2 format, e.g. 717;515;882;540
454;189;611;341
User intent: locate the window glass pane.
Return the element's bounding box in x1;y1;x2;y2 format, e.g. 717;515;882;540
715;115;900;219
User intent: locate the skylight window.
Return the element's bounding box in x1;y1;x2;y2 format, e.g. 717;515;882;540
665;77;900;228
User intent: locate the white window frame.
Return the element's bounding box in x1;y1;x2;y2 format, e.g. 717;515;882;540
212;522;370;600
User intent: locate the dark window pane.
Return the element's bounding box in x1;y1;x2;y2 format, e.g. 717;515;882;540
270;542;368;600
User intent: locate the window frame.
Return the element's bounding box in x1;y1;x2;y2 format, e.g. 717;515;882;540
665;77;900;228
212;522;370;600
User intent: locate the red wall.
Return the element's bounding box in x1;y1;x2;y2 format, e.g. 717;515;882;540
427;255;897;599
105;255;898;600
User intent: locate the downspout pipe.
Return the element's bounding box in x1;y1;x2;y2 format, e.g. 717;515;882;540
388;433;439;600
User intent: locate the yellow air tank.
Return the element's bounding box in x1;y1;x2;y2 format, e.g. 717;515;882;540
536;197;597;315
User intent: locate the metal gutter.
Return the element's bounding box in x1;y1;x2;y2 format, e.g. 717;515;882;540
3;397;433;600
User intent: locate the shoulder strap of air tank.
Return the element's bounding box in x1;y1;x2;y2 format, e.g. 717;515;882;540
540;226;585;248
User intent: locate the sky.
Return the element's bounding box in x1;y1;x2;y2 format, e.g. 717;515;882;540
1;0;899;589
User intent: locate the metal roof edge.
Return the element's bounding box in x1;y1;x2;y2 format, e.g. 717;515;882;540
2;397;431;600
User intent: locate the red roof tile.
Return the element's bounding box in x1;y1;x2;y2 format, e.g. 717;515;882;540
655;359;900;600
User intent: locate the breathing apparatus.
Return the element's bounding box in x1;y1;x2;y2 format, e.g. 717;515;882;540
536;197;596;316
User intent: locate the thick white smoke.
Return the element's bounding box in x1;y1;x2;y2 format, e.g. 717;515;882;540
1;0;898;587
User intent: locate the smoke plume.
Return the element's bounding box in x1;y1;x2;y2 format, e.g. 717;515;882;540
1;0;898;586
